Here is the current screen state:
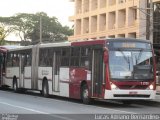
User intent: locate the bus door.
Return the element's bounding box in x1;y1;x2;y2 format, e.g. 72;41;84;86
19;54;25;88
52;51;61;92
91;48;103;97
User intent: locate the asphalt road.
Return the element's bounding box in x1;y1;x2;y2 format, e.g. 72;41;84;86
0;89;160;120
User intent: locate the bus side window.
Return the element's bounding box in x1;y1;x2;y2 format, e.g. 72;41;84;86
61;48;70;66
21;53;25;71
48;49;53;66
70;47;80;66
26;51;32;66
7;53;13;67
39;49;52;67
80;47;90;69
12;53;19;67
39;49;50;66
39;50;44;66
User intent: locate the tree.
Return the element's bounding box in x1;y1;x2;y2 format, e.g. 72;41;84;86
0;12;73;45
0;23;14;45
11;13;37;41
0;27;5;45
28;12;73;44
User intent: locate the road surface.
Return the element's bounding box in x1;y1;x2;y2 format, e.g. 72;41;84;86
0;90;160;120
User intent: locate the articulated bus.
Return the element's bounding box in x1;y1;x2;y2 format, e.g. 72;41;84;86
1;38;156;104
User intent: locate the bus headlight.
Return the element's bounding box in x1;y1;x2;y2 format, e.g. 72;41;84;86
111;83;117;89
149;84;154;90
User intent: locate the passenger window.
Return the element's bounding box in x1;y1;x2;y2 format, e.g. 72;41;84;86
80;47;90;68
70;47;80;66
7;53;13;67
12;53;19;67
61;48;70;66
39;49;52;67
25;51;32;66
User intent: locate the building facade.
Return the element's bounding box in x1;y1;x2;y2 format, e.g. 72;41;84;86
153;0;160;43
69;0;149;41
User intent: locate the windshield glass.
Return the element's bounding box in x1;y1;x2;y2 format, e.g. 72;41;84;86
109;50;154;80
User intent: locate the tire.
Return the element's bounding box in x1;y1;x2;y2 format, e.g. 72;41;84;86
13;78;18;92
81;84;91;104
42;80;49;98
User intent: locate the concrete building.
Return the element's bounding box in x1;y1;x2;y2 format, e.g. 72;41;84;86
153;0;160;3
153;0;160;43
69;0;149;41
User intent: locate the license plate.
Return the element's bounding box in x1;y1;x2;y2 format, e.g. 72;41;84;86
129;91;138;95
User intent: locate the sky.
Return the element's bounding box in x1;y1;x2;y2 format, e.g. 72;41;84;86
0;0;74;40
0;0;74;26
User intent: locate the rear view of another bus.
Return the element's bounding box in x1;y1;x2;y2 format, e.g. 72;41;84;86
104;38;156;103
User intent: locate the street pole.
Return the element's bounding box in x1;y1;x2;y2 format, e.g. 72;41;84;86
146;0;150;40
133;0;153;41
40;16;42;43
149;0;154;43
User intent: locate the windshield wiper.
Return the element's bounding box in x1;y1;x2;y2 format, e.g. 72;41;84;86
135;48;144;64
117;48;131;70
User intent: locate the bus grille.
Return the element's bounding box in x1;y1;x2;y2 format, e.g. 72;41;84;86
114;94;150;98
118;85;148;90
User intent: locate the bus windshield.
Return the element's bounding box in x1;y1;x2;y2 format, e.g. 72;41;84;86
108;43;154;81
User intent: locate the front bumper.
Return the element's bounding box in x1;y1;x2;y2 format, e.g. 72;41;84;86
104;89;156;100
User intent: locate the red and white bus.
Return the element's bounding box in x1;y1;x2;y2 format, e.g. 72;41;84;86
1;38;156;104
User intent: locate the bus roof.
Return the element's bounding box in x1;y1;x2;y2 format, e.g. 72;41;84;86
1;45;23;49
7;42;71;52
0;45;24;53
6;38;151;52
71;39;105;46
40;41;71;48
106;38;151;43
71;38;151;46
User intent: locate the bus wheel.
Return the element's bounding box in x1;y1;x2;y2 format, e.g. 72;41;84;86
42;80;49;98
81;84;91;104
13;78;18;92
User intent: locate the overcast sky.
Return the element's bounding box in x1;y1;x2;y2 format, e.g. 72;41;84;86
0;0;74;27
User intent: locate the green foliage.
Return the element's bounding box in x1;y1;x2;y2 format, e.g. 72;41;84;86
0;27;5;40
0;12;73;45
0;26;11;45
